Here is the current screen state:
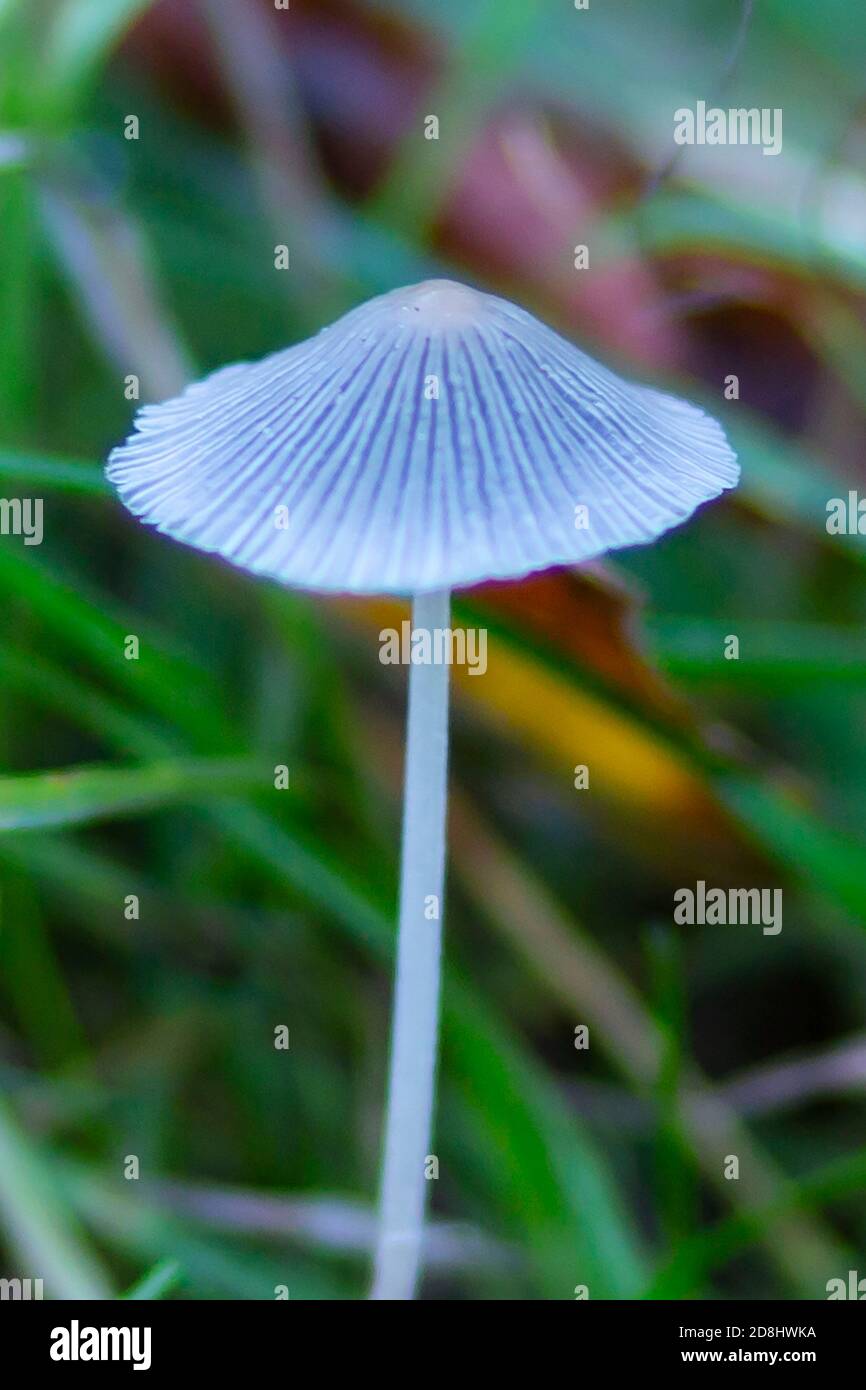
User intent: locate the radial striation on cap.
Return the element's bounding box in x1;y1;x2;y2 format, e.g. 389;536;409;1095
107;279;739;595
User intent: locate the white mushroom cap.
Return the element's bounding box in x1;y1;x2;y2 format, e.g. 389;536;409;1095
107;279;738;595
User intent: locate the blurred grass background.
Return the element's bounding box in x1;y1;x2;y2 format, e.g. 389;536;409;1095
1;0;865;1300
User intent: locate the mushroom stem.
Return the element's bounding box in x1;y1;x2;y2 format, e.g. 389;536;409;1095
372;587;451;1301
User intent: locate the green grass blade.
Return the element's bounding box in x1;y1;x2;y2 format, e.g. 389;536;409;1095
0;448;108;494
0;758;269;831
122;1257;183;1301
0;1095;114;1298
646;618;866;686
40;0;156;124
718;775;866;923
644;1148;866;1299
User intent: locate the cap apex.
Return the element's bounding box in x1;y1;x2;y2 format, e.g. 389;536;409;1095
387;279;487;330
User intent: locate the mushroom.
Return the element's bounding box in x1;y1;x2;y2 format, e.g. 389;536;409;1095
107;278;738;1300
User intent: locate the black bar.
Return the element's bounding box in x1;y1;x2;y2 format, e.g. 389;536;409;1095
2;1298;861;1374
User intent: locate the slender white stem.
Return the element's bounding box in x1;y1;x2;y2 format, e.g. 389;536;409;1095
371;588;451;1300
